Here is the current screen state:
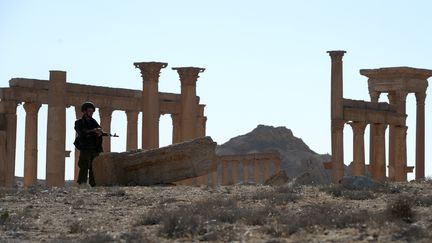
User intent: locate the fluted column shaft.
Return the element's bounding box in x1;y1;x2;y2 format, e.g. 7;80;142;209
99;107;113;152
415;92;426;179
372;123;387;181
349;122;367;176
125;110;138;151
23;102;41;187
134;62;167;149
46;71;66;187
173;67;205;141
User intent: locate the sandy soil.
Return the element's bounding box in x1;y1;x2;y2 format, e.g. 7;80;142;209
1;181;432;242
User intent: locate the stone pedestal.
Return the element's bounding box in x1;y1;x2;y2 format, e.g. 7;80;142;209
46;71;66;187
23;102;41;187
99;107;113;152
125;110;138;151
415;92;426;179
173;67;205;141
134;62;167;149
349;121;367;176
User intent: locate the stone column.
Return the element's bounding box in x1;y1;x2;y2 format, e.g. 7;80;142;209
263;160;270;182
173;67;205;141
211;169;218;187
369;91;380;169
328;50;346;184
394;125;408;181
415;92;426;179
372;123;387;181
232;161;239;184
387;92;397;180
74;105;81;181
349;121;367;176
46;70;67;187
331;120;345;183
134;62;167;149
253;160;260;183
222;160;229;185
387;91;408;180
0;101;17;187
171;113;181;144
23;102;41;187
125;110;138;151
197;104;206;137
242;160;249;183
99;107;113;152
0;111;6;186
327;50;346;120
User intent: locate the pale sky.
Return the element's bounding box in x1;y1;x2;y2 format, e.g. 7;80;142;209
1;0;432;180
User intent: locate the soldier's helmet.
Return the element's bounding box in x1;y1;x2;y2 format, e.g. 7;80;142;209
81;102;96;112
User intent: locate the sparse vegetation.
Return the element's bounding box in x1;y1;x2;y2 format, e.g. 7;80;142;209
1;182;431;241
386;194;414;222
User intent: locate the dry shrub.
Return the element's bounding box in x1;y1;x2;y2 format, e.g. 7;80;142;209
135;208;163;226
414;194;432;207
251;186;301;205
320;184;377;200
105;187;126;197
386;195;414;222
69;220;86;234
158;197;274;238
275;203;373;235
160;207;204;238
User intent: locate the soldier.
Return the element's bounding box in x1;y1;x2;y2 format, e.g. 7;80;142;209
74;102;107;187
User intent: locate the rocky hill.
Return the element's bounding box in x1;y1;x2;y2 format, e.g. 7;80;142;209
216;125;332;184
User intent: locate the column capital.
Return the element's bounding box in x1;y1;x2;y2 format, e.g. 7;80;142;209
134;62;168;82
395;90;408;102
348;121;367;135
415;92;427;105
99;107;113;119
23;102;41;114
331;120;345;133
0;101;18;114
387;92;397;104
374;123;388;135
369;90;381;102
125;110;139;119
172;67;205;86
327;50;346;60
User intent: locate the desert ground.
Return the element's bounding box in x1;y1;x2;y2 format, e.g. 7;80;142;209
1;179;432;242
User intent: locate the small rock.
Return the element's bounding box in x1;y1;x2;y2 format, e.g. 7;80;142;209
264;170;289;186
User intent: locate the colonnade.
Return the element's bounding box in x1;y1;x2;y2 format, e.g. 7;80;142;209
0;63;208;187
176;152;282;186
328;50;432;183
